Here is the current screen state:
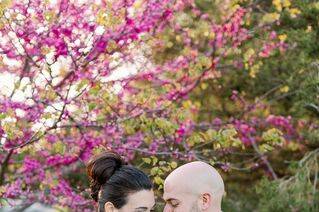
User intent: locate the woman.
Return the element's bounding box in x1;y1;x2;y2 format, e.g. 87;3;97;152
87;151;155;212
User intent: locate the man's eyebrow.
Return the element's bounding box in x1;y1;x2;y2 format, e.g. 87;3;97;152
165;198;179;202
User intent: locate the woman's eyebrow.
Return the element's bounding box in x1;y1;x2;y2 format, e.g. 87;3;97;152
135;206;148;210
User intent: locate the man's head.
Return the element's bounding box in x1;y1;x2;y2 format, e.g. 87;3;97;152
163;161;224;212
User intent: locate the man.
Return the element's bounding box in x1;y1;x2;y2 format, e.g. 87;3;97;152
163;161;225;212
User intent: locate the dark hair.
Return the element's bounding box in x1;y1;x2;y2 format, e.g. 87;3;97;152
87;151;152;211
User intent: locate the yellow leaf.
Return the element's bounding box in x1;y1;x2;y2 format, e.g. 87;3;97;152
133;0;144;9
262;13;280;23
0;0;12;14
282;0;291;8
287;142;300;151
209;32;215;40
154;176;164;185
280;85;289;93
142;158;151;164
314;2;319;10
289;8;301;18
151;156;158;166
249;70;256;78
182;100;192;109
249;61;262;78
278;34;287;41
175;35;182;42
96;10;107;25
306;26;312;33
166;41;173;48
244;62;249;69
96;9;122;28
244;48;255;62
106;39;118;52
200;83;208;90
272;0;282;12
298;69;305;74
194;101;201;107
189;31;196;38
259;143;274;153
44;11;55;22
170;161;178;169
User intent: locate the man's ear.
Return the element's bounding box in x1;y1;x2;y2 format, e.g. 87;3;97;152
199;193;212;210
104;202;116;212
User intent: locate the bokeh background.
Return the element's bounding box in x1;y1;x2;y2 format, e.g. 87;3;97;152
0;0;318;211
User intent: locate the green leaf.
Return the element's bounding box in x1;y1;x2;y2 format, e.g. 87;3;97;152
0;113;6;120
150;167;159;176
89;83;101;95
262;128;284;144
259;143;274;153
142;158;152;164
76;79;89;91
161;166;172;172
88;102;96;111
151;156;158;166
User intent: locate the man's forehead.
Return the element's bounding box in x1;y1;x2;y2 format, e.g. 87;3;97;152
164;179;174;191
164;180;177;199
163;178;188;201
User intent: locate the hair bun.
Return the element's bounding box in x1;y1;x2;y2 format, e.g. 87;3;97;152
87;151;125;202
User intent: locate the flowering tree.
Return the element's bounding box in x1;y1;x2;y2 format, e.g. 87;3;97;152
0;0;315;211
0;0;176;209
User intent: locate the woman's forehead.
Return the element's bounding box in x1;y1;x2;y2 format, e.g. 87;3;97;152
126;189;155;207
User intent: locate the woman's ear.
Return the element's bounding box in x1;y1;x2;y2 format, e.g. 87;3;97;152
104;202;116;212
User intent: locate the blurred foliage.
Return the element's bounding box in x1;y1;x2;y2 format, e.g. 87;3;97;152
147;0;319;210
256;149;319;212
1;0;318;210
222;149;319;211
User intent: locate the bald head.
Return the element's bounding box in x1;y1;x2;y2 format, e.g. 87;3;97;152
163;161;224;212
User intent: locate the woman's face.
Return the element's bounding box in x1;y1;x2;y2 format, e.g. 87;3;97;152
105;189;155;212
